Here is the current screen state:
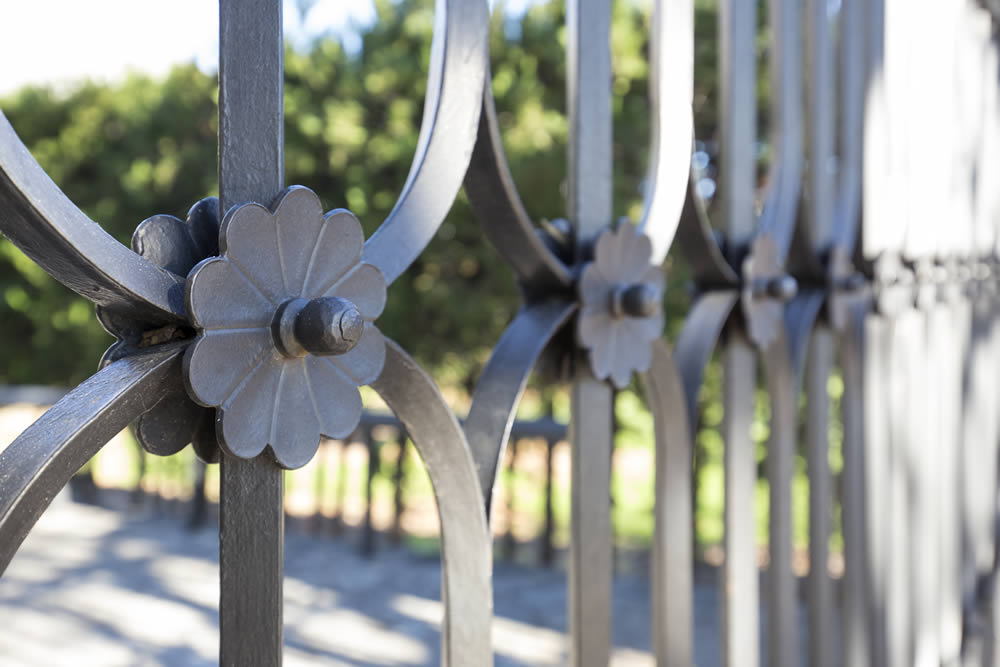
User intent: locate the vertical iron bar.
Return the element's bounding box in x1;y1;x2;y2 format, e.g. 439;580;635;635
568;379;613;665
217;0;284;663
761;0;803;259
806;0;835;251
933;301;963;665
332;440;347;534
392;435;406;545
886;313;914;667
763;338;796;667
503;439;520;561
542;437;555;566
719;0;759;664
363;428;377;558
806;327;834;667
978;308;1000;662
839;307;870;667
722;337;758;667
718;0;757;261
863;314;889;665
911;304;939;666
803;2;837;662
566;0;613;664
188;459;209;530
644;340;694;666
310;442;325;534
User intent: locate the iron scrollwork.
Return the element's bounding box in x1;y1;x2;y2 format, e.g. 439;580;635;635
4;0;999;664
0;0;495;662
97;197;220;461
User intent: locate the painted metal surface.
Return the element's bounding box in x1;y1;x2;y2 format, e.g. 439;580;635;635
465;300;576;513
184;187;386;469
0;0;999;664
216;1;286;663
361;0;489;286
0;347;182;573
636;0;693;264
98;197;221;463
371;341;493;665
565;1;614;663
0;116;185;323
642;339;694;666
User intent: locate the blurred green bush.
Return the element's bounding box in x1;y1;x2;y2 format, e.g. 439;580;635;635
0;0;737;387
2;0;843;554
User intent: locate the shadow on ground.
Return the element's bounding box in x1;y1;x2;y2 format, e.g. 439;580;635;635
1;494;687;666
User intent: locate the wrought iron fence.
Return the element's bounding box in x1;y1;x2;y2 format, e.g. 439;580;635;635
0;396;571;562
3;0;1000;665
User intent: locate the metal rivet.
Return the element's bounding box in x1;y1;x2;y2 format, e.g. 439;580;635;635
765;275;797;301
273;296;364;358
751;275;797;301
610;283;662;319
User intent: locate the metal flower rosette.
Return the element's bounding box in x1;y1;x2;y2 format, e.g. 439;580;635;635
183;187;386;469
577;222;665;388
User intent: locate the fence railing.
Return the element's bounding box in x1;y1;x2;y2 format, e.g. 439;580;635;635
3;0;1000;665
0;390;623;567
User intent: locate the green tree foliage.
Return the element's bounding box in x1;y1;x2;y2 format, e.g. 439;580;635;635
0;0;741;389
0;0;811;550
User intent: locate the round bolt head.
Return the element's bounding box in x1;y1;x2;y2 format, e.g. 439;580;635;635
621;283;662;318
766;275;798;301
294;297;364;356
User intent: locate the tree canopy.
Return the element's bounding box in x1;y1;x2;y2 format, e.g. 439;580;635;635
0;0;744;389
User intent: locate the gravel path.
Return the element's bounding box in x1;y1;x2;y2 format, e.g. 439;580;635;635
0;494;744;666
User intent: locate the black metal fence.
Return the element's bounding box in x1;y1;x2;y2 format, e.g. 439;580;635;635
4;0;1000;665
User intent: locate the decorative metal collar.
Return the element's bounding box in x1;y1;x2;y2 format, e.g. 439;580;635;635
823;245;867;331
97;198;221;462
182;186;386;469
740;235;798;348
576;223;665;388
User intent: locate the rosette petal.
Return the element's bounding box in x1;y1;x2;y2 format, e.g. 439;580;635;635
273;186;326;295
625;306;665;342
576;224;665;389
577;304;608;349
595;223;653;284
324;263;387;319
183;329;273;407
304;356;364;439
620;317;658;368
579;262;611;307
219;202;284;303
606;325;632;390
186;258;274;330
217;355;283;460
136;385;209;457
131;214;198;277
302;209;365;296
327;323;386;386
640;264;666;295
130;198;220;279
96;196;221;462
269;360;323;469
591;323;618;385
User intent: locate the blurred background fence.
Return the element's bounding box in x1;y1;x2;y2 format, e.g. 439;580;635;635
0;0;843;583
0;375;840;577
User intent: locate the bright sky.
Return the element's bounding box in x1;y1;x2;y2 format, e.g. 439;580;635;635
0;0;536;96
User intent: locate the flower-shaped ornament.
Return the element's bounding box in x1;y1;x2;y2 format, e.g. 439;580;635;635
577;222;665;389
183;186;387;469
98;198;221;463
740;235;798;349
